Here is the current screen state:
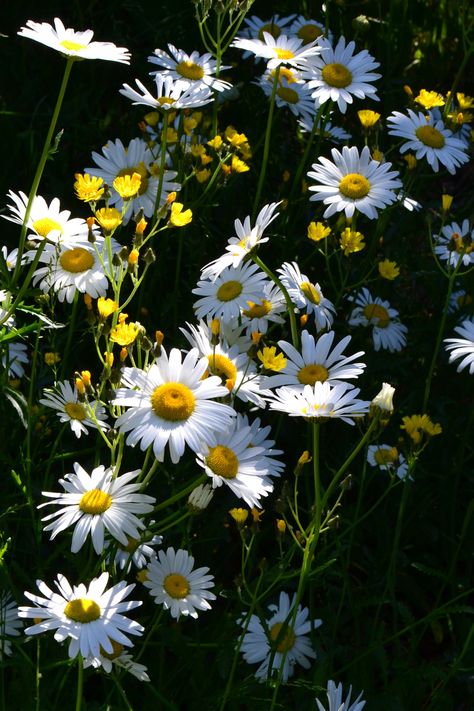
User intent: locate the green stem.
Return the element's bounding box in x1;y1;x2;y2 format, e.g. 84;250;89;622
251;254;299;349
75;656;83;711
252;66;280;221
153;112;170;221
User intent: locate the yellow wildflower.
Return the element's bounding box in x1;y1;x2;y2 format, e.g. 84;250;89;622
183;116;198;134
109;322;141;346
372;149;384;162
403;154;417;170
276;519;286;534
190;144;206;157
135;217;148;235
231;155;249;173
229;508;248;526
144;111;160;127
401;414;442;445
128;249;139;267
95;207;122;233
257;346;287;372
207;135;223;150
113;172;142;200
251;508;264;523
97;297;118;320
357;109;381;128
74;173;104;202
44;352;61;366
308;221;331;242
196;168;211;183
414;89;445;110
378;259;400;280
104;351;114;368
442;194;453;212
225;126;249;148
340;227;365;256
456;93;474;110
169;203;193;227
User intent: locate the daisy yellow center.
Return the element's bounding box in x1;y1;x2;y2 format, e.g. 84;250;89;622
258;23;281;40
120;536;139;553
206;444;239;479
64;402;87;421
363;303;390;327
157;96;176;107
297;24;323;43
206;354;238;382
297;363;329;385
374;447;398;465
150;382;195;421
269;622;296;653
321;62;353;88
79;489;112;514
163;573;190;599
64;598;101;623
216;280;243;302
176;60;205;81
243;299;272;318
117;163;149;195
60;40;88;52
276;86;299;104
415;125;445;149
59;247;94;274
32;217;62;238
100;640;124;660
275;48;295;60
339;173;371;200
300;281;320;305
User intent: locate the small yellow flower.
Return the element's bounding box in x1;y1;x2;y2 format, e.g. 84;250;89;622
120;347;128;362
372;149;384;162
135;217;148;235
414;89;445;110
169;203;193;227
75;377;86;396
104;351;114;368
442;194;453;212
128;248;139;267
456;92;474;110
231;155;249;173
225;126;248;148
95;207;122;233
340;227;365;256
183;116;199;134
200;153;213;166
300;314;309;327
44;352;61;366
294;450;312;476
80;370;92;388
166;127;178;143
357;109;381;128
257;346;287;372
74;173;105;202
307;221;331;242
113;172;142;200
109;322;141;347
196;168;211;183
403;154;417;170
251;331;263;347
211;319;220;337
229;508;249;526
144;111;160;127
251;507;264;523
378;259;400;280
207;135;223;150
276;519;286;534
190;144;206;157
401;414;442;445
97;297;118;320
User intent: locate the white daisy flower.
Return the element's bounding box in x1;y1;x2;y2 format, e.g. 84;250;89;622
316;680;366;711
277;261;336;331
195;416;282;508
241;281;286;335
444;318;474;374
289;16;332;45
433;219;474;268
193;262;268;323
187;482;214;512
239;413;285;477
240;15;296;43
387;110;469;174
113;347;236;464
348;288;408;352
232;32;322;71
298;115;352;143
39;463;155;555
18;18;130;63
200;202;281;281
120;74;214;111
448;289;472;314
39;380;108;438
1;338;28;378
106;528;162;572
31;236;118;303
240;591;321;682
304;36;381;113
1;245;30;271
144;547;216;619
367;444;409;480
86;137;180;222
0;593;22;658
148;44;232;93
307;146;402;220
3;190;91;244
267;381;370;423
259;74;318;123
262;329;365;390
181;320;269;408
83;644;150;681
371;382;395;413
19;572;143;660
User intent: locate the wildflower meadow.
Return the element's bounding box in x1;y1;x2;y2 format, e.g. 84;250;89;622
1;1;473;709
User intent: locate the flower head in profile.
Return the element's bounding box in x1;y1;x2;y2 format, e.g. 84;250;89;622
444;318;474;374
39;380;108;438
106;528;162;572
348;288;408;352
316;680;366;711
232;32;322;71
0;593;22;658
307;146;402;220
144;547;215;619
39;463;155;554
19;573;143;661
18;18;130;63
120;75;213;111
387;110;469;174
304;36;381;113
277;261;335;331
267;382;370;424
240;591;321;682
371;382;395;413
